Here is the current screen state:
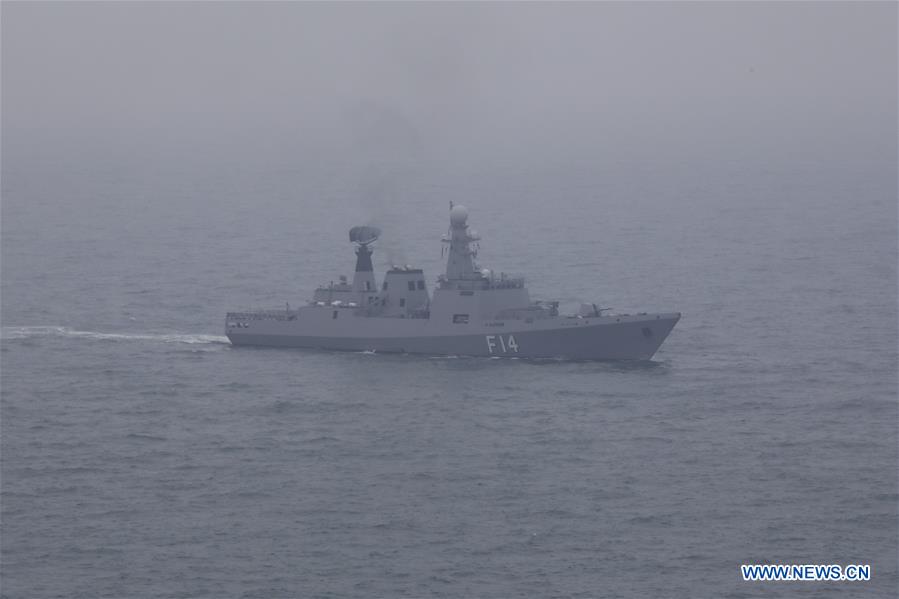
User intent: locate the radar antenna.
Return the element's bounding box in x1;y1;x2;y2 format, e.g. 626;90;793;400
349;225;381;247
348;225;381;279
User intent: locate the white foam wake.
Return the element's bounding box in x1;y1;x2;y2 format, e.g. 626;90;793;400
0;326;229;346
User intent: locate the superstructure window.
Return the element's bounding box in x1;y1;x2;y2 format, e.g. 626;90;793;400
452;314;469;324
417;280;425;290
366;281;371;291
332;310;338;319
399;298;406;307
407;281;416;291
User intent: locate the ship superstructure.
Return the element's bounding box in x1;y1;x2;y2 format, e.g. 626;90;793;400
225;205;679;360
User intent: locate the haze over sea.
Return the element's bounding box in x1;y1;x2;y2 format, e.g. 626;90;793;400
2;3;896;598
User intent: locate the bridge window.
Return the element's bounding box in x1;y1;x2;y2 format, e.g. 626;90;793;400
332;310;338;319
366;281;371;291
453;314;469;324
382;281;388;290
399;298;406;307
417;280;425;290
407;281;416;291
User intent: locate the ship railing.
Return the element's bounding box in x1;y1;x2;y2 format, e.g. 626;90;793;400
486;277;525;289
226;310;298;322
493;302;559;321
438;275;526;291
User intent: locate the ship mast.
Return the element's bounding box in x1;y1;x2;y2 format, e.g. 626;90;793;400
442;204;481;282
349;226;380;295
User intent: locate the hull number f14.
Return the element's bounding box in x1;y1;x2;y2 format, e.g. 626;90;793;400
486;334;519;354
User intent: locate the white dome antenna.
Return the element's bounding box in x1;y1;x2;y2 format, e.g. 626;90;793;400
450;204;468;228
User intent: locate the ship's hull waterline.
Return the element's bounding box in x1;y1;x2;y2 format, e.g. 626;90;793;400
227;311;680;361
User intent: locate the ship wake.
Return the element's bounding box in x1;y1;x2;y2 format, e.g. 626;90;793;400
1;326;229;346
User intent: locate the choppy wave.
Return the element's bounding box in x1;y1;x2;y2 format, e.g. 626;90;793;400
0;326;229;346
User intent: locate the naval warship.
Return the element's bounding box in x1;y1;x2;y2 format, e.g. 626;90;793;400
226;205;679;360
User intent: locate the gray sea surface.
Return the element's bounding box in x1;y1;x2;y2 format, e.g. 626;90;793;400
1;155;897;598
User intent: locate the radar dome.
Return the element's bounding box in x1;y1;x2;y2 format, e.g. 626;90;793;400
450;204;468;227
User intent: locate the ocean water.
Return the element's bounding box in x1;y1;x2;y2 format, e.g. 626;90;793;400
1;156;896;598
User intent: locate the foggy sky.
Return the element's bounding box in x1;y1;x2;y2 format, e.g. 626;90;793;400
2;1;896;170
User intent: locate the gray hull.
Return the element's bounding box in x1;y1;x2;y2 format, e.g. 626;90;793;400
226;311;680;361
226;206;680;361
